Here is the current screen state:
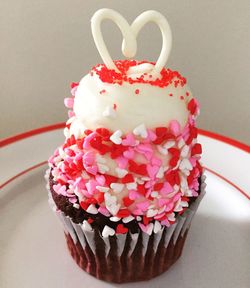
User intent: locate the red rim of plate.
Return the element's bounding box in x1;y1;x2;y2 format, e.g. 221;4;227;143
0;122;249;152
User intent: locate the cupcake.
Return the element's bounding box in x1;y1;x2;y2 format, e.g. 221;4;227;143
46;8;206;283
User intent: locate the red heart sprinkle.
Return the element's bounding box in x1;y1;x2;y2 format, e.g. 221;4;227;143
154;183;164;191
80;201;89;211
123;197;134;207
117;209;131;218
116;224;128;234
121;174;134;184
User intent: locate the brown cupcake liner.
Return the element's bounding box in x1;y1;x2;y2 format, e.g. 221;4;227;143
49;179;205;283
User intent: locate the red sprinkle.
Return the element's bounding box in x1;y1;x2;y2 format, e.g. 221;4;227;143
113;103;117;110
123;196;134;207
154;183;164;191
117;209;131;218
121;174;134;184
91;60;186;88
87;218;94;224
70;82;79;89
116;224;128;234
80;201;89;211
191;143;202;155
135;89;140;94
99;89;106;94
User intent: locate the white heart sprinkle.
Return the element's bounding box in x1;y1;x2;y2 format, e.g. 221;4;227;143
151;191;159;198
122;215;135;223
126;182;137;190
156;166;164;178
157;145;168;155
180;145;189;158
154;221;162;234
107;203;120;215
86;204;98;214
158;205;166;214
104;193;120;215
179;159;193;171
96;186;109;193
136;216;142;221
63;127;70;138
133;123;148;138
102;225;115;238
167;213;176;222
141;177;151;181
163;140;175;149
136;178;144;184
146;223;154;235
115;167;128;178
110;183;124;193
147;209;158;218
97;163;110;174
110;130;123;144
110;216;121;222
104;192;117;204
96;154;106;163
180;175;188;189
82;220;93;231
103;106;117;118
73;203;80;209
178;139;185;149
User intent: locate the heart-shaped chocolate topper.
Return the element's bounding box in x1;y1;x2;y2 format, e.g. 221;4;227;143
91;9;172;78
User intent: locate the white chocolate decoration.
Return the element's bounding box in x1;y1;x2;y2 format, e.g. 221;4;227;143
91;9;172;78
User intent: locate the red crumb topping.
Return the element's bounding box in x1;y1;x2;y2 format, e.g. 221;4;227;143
91;60;186;88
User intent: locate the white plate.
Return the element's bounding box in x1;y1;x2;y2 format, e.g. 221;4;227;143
0;125;249;288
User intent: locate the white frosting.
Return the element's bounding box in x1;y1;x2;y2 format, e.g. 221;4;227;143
69;72;192;138
91;9;172;77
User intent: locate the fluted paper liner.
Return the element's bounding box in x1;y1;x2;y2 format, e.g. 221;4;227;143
49;178;206;283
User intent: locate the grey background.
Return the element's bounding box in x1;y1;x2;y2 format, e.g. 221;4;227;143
1;0;249;144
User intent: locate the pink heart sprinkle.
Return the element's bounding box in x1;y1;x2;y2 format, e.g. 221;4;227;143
158;198;171;207
64;97;74;109
116;156;128;169
83;132;97;149
96;174;105;185
68;110;75;118
147;129;157;141
85;165;97;175
173;193;181;202
165;203;174;212
147;165;159;179
86;179;98;194
98;206;110;217
161;219;171;227
122;133;136;146
83;151;95;165
161;182;173;195
151;157;162;166
138;223;148;233
169;120;181;136
74;177;85;189
129;190;140;200
136;201;150;211
123;149;135;159
189;157;196;166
